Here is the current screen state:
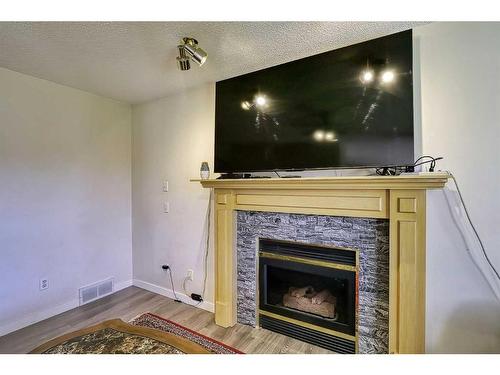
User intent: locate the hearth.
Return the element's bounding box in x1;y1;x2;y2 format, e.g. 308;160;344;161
258;238;357;353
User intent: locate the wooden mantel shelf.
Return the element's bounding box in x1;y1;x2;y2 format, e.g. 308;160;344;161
194;172;450;354
192;173;449;190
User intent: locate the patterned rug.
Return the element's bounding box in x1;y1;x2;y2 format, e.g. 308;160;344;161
41;327;183;354
30;319;210;354
130;313;243;354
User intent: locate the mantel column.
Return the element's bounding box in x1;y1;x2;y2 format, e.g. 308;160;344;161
214;189;237;327
389;189;426;354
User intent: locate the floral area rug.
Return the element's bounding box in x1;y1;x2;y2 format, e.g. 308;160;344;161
130;312;243;354
30;319;209;354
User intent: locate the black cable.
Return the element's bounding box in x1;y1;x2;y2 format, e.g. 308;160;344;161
414;156;435;171
414;155;439;164
274;170;282;178
198;188;212;305
448;172;500;282
413;156;442;172
167;267;181;302
414;155;436;165
181;188;212;307
375;156;443;176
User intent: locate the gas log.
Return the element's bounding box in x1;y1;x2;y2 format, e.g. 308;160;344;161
283;286;336;319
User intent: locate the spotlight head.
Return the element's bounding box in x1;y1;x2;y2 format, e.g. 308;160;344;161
182;37;208;67
241;101;251;110
360;70;374;84
381;70;395;84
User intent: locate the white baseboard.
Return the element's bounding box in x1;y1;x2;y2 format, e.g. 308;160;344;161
132;279;214;313
0;278;213;337
0;279;133;337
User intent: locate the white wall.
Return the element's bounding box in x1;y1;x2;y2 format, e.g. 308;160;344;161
132;22;500;353
414;22;500;353
132;84;215;310
0;67;133;335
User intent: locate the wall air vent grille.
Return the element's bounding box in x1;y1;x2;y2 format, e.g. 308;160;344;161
79;278;114;305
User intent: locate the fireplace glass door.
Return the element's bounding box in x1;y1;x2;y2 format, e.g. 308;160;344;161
259;239;357;336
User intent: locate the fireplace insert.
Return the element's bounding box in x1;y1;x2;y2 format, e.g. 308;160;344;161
258;238;357;353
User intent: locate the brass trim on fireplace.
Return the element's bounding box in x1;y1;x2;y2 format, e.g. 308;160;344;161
259;309;357;344
259;251;358;272
258;237;360;254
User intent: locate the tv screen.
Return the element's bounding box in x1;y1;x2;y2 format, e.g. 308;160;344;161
215;30;413;173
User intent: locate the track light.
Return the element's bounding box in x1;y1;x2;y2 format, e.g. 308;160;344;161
177;37;208;71
183;38;207;66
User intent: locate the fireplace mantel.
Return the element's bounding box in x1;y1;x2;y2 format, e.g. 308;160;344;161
195;174;449;190
193;173;450;353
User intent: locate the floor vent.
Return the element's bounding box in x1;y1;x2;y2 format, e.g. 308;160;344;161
259;314;356;354
79;278;114;305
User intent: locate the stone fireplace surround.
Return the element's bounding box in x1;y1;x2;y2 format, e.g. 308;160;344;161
194;174;450;353
237;211;390;353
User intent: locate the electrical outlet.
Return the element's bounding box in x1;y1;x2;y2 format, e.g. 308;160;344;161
187;269;194;281
162;180;169;192
39;278;49;291
163;202;170;213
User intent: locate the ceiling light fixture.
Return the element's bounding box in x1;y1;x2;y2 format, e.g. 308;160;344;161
176;37;208;71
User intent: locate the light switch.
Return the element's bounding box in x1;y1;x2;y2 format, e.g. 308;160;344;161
162;180;169;192
163;202;170;213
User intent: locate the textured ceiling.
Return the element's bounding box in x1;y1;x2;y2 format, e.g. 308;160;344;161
0;22;427;104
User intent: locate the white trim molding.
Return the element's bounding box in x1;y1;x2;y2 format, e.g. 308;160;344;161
0;279;133;337
132;279;214;313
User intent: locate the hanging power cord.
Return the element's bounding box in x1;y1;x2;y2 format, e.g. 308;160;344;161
199;188;212;302
162;265;181;303
414;155;439;172
182;188;212;306
447;172;500;283
168;267;181;302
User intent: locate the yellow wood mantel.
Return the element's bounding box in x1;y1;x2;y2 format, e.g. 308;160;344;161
194;174;450;354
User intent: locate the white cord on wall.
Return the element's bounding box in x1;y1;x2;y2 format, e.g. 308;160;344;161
446;171;500;302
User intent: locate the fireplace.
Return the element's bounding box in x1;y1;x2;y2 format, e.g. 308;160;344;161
258;238;357;353
197;175;449;353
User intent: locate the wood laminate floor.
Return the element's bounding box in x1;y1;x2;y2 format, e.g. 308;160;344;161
0;286;331;354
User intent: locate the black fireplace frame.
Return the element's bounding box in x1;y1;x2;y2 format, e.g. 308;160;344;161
258;239;357;337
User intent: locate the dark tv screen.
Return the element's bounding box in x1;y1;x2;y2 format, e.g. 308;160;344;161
215;30;414;173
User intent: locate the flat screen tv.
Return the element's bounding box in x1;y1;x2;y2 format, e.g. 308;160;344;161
215;30;413;173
